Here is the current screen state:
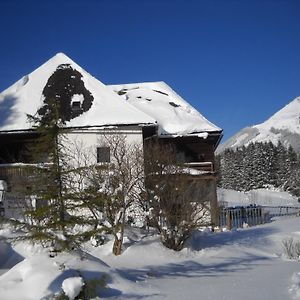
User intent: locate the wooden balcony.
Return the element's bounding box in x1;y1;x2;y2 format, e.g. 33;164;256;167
184;161;214;173
0;163;49;185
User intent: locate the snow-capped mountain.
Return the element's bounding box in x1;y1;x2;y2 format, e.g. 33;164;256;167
217;97;300;153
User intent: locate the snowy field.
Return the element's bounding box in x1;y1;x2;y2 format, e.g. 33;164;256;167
0;190;300;299
218;188;300;207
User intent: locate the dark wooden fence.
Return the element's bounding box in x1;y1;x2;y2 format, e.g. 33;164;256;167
263;206;300;217
218;205;300;230
219;206;269;229
0;202;4;217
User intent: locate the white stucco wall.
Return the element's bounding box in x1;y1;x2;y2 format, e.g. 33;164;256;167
65;126;144;165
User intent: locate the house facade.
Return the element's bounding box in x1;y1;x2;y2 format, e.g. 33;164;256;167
0;53;222;224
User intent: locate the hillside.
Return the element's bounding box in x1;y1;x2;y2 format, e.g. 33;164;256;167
217;97;300;153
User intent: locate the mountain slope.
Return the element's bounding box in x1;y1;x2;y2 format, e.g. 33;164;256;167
217;97;300;153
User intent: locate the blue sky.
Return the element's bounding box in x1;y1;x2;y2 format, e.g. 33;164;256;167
0;0;300;141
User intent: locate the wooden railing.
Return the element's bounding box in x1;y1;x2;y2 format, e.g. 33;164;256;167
184;161;214;172
0;164;49;184
219;206;270;229
0;164;31;181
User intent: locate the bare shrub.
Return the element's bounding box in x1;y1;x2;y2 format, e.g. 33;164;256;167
144;141;211;251
282;237;300;259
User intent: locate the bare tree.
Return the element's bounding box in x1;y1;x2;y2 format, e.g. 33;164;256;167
144;141;211;251
84;134;145;255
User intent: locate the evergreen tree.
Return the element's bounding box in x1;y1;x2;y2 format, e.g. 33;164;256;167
218;141;300;198
219;149;239;190
14;65;96;251
275;141;288;187
283;146;298;190
266;141;278;186
24;100;71;249
284;148;300;196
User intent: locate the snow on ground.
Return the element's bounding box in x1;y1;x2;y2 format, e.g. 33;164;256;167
218;188;300;207
62;277;84;300
0;192;300;299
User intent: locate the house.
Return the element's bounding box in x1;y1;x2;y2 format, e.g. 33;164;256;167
0;53;222;224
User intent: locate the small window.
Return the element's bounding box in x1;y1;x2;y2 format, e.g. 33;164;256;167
72;101;81;111
97;147;110;163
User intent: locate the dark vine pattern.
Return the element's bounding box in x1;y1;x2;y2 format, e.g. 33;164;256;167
38;64;94;124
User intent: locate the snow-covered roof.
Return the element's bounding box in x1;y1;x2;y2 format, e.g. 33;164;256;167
0;53;222;137
109;82;222;137
0;53;156;132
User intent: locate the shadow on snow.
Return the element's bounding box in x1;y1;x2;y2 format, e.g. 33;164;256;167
0;95;18;127
116;254;270;283
115;226;277;296
188;226;278;250
0;240;24;276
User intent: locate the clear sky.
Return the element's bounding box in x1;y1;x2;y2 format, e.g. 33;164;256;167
0;0;299;141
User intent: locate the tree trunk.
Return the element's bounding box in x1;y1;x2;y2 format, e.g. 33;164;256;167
113;238;122;256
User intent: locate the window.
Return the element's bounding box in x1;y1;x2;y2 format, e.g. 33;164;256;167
97;147;110;163
72;101;81;111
